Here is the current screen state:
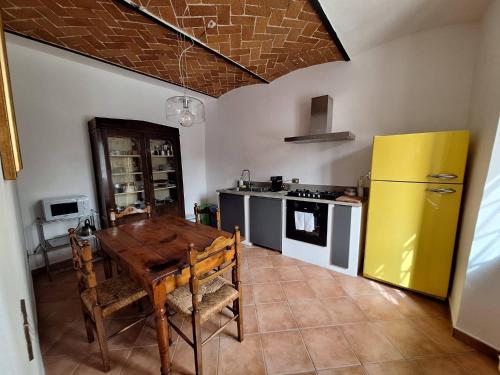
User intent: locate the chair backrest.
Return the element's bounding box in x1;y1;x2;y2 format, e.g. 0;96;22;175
187;226;241;308
194;203;221;230
109;204;151;227
69;228;99;304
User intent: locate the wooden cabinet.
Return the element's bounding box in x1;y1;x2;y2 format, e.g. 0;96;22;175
250;196;282;251
88;117;185;228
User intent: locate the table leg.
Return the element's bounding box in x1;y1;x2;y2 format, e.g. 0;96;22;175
102;254;113;279
153;282;170;374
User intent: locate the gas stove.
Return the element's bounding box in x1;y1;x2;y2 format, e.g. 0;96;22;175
286;189;343;201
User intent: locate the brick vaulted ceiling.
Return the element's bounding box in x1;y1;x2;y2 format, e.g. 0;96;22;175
0;0;349;97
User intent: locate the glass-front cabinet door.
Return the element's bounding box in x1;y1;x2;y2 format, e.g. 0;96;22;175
148;138;180;215
107;136;147;213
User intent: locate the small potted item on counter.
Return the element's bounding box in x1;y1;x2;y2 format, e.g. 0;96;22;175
344;187;357;197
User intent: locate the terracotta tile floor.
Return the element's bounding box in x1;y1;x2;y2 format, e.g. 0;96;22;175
35;245;499;375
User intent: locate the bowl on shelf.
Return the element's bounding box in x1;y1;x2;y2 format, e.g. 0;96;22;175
114;183;125;193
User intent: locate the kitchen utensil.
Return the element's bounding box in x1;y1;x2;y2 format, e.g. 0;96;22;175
80;219;93;237
270;176;283;192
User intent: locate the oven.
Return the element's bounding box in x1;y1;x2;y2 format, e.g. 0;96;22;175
286;199;328;246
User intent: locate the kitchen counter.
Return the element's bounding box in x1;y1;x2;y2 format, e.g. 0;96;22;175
217;187;365;277
216;188;363;207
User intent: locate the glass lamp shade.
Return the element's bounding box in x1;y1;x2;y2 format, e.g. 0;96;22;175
166;96;205;127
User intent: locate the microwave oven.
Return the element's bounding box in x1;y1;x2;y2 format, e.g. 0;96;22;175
41;195;90;222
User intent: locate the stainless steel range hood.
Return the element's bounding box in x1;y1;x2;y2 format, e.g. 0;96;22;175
284;95;355;144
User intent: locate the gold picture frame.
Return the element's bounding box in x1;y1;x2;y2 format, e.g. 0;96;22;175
0;13;22;180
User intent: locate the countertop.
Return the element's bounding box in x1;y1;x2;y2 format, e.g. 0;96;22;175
216;188;363;207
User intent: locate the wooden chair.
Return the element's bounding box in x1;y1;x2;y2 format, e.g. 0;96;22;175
107;204;152;276
194;203;221;230
69;229;149;372
166;226;243;375
109;203;151;227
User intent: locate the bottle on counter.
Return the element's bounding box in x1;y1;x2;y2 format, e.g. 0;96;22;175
357;176;364;198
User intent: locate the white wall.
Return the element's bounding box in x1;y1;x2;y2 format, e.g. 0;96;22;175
0;166;43;373
450;0;500;350
6;34;215;269
205;24;479;197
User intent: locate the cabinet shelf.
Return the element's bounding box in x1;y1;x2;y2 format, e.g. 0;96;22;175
45;233;70;249
114;190;145;196
110;154;141;158
154;185;176;191
112;172;143;176
151;155;174;158
36;214;99;281
153;170;176;173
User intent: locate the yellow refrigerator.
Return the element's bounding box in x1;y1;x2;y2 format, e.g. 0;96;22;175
363;130;469;298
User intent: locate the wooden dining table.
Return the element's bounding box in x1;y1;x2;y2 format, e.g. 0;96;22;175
96;215;233;374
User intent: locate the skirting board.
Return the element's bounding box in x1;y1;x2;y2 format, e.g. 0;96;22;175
452;327;500;359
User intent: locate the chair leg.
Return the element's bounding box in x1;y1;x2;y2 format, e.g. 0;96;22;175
83;313;95;343
192;313;203;375
137;298;144;312
103;256;113;279
94;307;110;372
234;297;244;342
168;322;173;346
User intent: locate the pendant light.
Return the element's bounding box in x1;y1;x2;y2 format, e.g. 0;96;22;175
166;5;206;127
166;95;205;127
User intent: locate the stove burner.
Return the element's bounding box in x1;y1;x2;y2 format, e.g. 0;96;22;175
286;189;343;201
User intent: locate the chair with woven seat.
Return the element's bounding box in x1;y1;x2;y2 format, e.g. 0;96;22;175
105;204;152;277
194;203;221;230
109;203;151;227
69;229;149;372
167;226;243;375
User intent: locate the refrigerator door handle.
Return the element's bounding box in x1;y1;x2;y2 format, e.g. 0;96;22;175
426;188;456;194
427;173;458;179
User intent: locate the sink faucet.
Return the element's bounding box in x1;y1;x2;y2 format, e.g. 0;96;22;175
240;169;251;190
